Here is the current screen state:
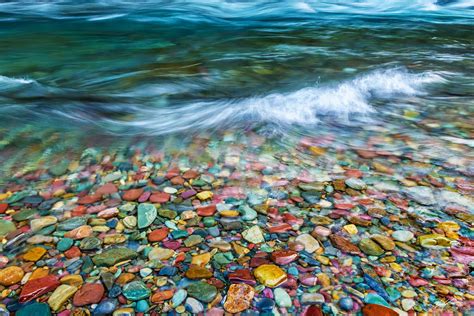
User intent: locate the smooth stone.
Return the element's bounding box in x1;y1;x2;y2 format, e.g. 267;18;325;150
122;281;151;301
92;248;138;266
359;238;384;256
224;283;255;313
80;237;102;250
362;304;398;316
148;247;175;261
253;264;287;288
242;225;265;244
112;308;134;316
401;298;416;311
185;265;212;279
274;288;292;307
30;216;58;232
12;209;36;221
338;297;354;311
16;302;51;316
93;298;118;316
295;233;320;253
136;300;149;312
57;238;74;251
0;219;16;236
185;297;204;314
158;209;177;219
345;178;367;190
73;283;105;306
186;281;217;303
392;230;414;242
23;246;47;262
301;293;325;304
371;234;396;251
0;266;24;286
172;289;187;306
364;293;390;307
239;205;258;221
48;284;78;311
137;203;157;229
184;235;203;247
123;216;137;229
57;217;87;231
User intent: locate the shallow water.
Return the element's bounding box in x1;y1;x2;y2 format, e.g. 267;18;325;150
0;2;473;315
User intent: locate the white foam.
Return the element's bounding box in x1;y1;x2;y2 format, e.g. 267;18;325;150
108;68;446;134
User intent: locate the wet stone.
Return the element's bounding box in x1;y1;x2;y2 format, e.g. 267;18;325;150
137;203;157;229
122;281;151;301
92;247;138;266
187;281;218;303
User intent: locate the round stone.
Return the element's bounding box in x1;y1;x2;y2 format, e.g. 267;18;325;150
122;281;151;301
392;230;414;242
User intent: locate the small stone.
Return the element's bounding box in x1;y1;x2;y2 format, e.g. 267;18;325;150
191;252;211;266
185;265;213;279
0;266;24;286
184;235;203;247
151;290;174;303
185;297;204;314
80;236;102;250
73;283;104;306
60;274;83;287
0;219;16;236
404;186;436;205
148;227;169;242
92;248;138;266
224;284;255;313
148;247;175;261
122;281;151;301
301;293;325;304
187;281;217;303
30;216;58;232
253;264;287;288
172;289;187;306
123;216;137;229
274;288;292;307
242;225;265;244
57;238;74;251
339;297;354;311
392;230;414;242
362;304;398;316
345;178;367;190
137;203;157;229
295;233;320;253
23;246;47;262
122;188;144;201
371;234;395;251
17;302;51;316
343;224;358;235
196;191;213;200
64;225;93;239
359;238;384;256
329;235;360;254
48;284;78;311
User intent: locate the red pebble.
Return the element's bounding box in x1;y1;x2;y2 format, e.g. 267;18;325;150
0;203;8;214
73;283;105;306
148;228;169;242
150;192;170;203
122;188;144;201
64;246;82;259
196;205;216;217
19;275;60;303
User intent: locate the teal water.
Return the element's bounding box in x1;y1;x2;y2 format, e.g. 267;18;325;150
0;0;473;175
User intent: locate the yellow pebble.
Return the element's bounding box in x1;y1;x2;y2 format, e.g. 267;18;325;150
253;264;287;288
23;247;47;262
438;221;460;233
317;273;330;287
390;263;403;272
191;253;211;266
0;192;11;201
48;284;78;311
196;191;213;201
315;255;330;265
343;224;358;235
60;274;84;287
219;210;239;217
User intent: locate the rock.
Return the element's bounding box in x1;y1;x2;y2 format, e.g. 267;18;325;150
122;188;144;201
148;227;169;242
274;288;292;307
64;225;93;239
196;191;213;200
0;219;16;236
73;283;104;306
401;298;416;311
122;281;151;301
187;281;217;303
392;230;414;242
362;304;398;316
295;233;320;253
48;284;78;311
137;203;157;229
242;225;265;244
191;252;211;266
371;234;395;251
185;265;213;279
329;235;360;254
253;264;287;288
17;302;51;316
271;250;299;265
57;238;74;251
57;217;87;231
404;186;436;205
92;248;138;266
224;284;255;313
418;234;453;249
184;235;203;247
338;297;354;311
151;290;174;303
93;298;118;315
185;297;204;313
20;275;60;303
79;236;102;250
359;238;384;256
0;266;24;286
23;246;47;262
345;178;367;190
122;216;137;229
301;293;325;304
30;216;57;232
148;247;175;261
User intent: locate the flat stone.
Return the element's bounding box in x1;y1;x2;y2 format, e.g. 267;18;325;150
92;248;138;266
362;304;398;316
253;264;287;288
30;216;57;232
392;230;414;242
185;297;204;314
20;275;60;303
122;281;151;301
329;235;360;254
345;178;367;190
295;233;320;253
64;225;93;239
191;252;211;266
48;284;78;311
57;238;74;251
224;283;255;313
187;281;217;303
404;186;436;205
122;188;144;201
23;246;47;262
242;225;265;244
184;235;203;247
137;203;157;229
274;288;292;307
151;289;174;303
148;247;175;261
80;236;102;250
185;265;213;279
0;266;24;286
73;283;104;306
371;234;396;251
0;219;16;236
148;227;169;242
172;289;187;306
17;302;51;316
271;250;299;265
359;238;385;256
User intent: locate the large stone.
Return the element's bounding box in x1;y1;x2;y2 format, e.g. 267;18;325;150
0;266;24;286
224;284;255;313
295;234;320;253
92;248;138;266
359;238;385;256
122;281;151;301
137;203;157;229
73;283;104;306
0;219;16;236
30;216;57;232
20;275;60;303
242;225;265;244
186;281;217;303
362;304;398;316
148;247;175;261
329;235;360;254
48;284;78;311
253;264;287;288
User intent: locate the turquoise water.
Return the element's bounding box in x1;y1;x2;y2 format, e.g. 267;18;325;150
0;0;473;174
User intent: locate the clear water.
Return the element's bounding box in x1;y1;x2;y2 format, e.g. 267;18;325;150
0;0;473;176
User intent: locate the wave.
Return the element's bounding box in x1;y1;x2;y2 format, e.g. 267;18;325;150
0;0;472;22
101;68;446;135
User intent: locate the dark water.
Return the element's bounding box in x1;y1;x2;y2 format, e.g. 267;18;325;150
0;0;473;176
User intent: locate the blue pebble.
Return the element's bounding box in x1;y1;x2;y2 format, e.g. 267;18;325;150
108;285;122;298
288;266;299;276
136;300;149;312
256;298;275;311
93;299;118;316
339;297;354;311
159;266;177;276
106;218;118;228
380;217;391;226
